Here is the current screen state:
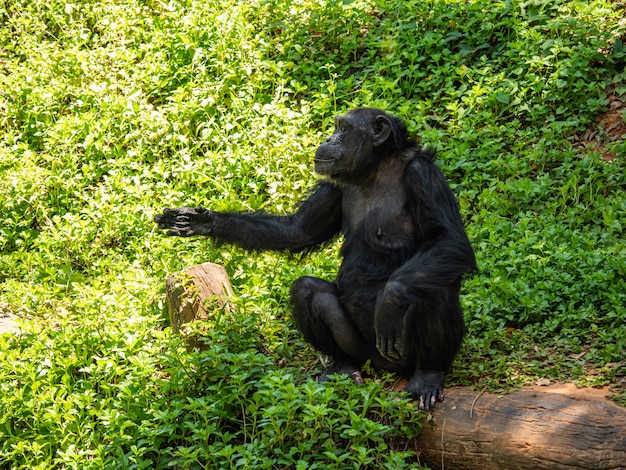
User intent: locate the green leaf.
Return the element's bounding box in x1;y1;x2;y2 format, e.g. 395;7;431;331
495;91;511;104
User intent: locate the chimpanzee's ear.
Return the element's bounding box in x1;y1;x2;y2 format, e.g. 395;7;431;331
373;115;392;147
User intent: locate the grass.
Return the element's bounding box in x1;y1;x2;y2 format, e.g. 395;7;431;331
1;0;625;467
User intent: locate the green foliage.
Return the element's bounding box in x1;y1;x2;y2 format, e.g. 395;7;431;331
0;311;423;468
1;0;625;466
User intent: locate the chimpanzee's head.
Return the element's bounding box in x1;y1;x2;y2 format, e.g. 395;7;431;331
314;108;414;181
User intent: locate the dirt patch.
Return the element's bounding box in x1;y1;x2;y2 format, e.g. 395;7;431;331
527;381;613;400
572;83;626;161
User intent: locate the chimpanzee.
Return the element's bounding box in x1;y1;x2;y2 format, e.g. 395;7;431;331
154;107;476;410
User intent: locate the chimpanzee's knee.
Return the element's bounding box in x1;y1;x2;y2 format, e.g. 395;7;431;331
291;276;332;329
290;276;347;358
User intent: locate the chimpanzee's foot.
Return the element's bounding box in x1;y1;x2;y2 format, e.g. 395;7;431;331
406;370;446;411
318;361;364;384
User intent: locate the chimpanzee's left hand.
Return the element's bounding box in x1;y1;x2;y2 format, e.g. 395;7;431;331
374;294;407;361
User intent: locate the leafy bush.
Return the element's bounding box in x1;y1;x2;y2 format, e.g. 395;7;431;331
0;311;423;468
1;0;625;466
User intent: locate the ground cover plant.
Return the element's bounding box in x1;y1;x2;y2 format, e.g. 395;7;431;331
0;0;625;467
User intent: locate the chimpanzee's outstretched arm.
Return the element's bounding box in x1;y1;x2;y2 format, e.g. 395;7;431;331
375;155;476;360
154;182;343;252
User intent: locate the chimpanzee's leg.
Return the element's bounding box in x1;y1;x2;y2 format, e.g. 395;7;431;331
290;276;373;381
404;283;466;409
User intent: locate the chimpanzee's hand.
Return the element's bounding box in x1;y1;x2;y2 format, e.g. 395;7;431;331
374;294;407;361
153;208;215;237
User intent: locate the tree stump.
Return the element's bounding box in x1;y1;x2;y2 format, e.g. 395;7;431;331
415;383;626;469
165;262;234;349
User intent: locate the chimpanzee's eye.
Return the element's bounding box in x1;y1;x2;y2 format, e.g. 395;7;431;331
334;117;347;133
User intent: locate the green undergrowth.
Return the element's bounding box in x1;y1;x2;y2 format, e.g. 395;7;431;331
1;0;625;467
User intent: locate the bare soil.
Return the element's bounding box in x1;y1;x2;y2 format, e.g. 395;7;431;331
572;83;626;161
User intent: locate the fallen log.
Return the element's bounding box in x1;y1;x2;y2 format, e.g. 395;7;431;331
416;383;626;470
165;262;234;349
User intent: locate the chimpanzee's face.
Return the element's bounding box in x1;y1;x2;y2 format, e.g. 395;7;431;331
314;109;392;181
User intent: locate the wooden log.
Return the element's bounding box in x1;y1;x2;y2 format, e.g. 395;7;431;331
165;262;234;348
415;383;626;470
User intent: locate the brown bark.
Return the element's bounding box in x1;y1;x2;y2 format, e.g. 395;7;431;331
165;262;234;348
415;383;626;470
